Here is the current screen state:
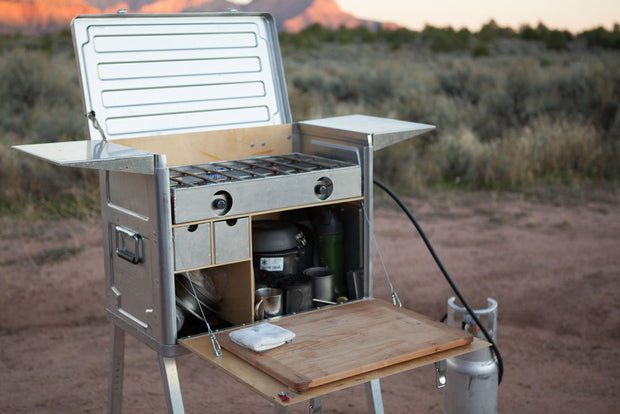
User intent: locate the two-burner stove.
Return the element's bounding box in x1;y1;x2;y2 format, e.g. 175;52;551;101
169;153;361;224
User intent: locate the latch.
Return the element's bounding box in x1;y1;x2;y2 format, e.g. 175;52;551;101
435;360;447;388
115;226;144;264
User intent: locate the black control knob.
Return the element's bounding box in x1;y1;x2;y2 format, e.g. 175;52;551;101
315;184;328;196
314;177;333;200
212;198;227;210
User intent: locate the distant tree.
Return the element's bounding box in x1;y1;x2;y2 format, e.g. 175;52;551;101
579;25;620;49
422;25;471;52
477;19;516;42
376;27;417;50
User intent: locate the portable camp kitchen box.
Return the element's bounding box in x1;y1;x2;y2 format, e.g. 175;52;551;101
14;12;487;413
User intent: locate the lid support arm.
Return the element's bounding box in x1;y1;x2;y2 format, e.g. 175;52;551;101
88;110;108;142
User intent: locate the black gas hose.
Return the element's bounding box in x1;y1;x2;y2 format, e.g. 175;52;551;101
373;178;504;385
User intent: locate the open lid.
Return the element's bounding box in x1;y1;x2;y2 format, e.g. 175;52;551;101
71;12;291;141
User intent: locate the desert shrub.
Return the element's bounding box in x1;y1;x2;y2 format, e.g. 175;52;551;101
472;42;491;57
0;47;94;216
544;30;570;50
421;25;471;52
292;67;396;106
376;117;613;190
0;48;84;140
437;65;495;105
477;20;517;43
518;23;574;50
2;31;620;219
579;25;620;49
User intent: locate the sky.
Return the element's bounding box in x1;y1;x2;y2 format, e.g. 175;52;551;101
335;0;620;33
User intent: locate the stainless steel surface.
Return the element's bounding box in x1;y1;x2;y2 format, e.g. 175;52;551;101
72;13;291;141
171;153;361;223
309;397;322;414
13;140;155;174
346;269;364;300
159;356;185;414
304;267;334;302
365;379;384;414
174;276;220;323
213;217;250;264
297;115;435;151
108;325;125;414
255;287;283;320
115;225;144;264
100;155;177;351
274;405;288;414
295;131;378;299
173;223;212;271
444;297;498;414
435;359;447;388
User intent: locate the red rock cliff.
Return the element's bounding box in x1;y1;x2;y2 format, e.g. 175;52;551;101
282;0;364;33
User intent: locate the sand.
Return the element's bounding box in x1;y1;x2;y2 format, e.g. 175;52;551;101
1;189;618;413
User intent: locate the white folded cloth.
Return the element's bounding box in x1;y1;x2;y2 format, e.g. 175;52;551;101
229;323;296;352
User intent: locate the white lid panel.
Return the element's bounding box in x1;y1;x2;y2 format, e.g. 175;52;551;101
72;13;291;141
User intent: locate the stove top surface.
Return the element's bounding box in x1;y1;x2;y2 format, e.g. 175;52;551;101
169;153;354;188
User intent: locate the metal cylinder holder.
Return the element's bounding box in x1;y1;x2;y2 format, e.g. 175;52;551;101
444;297;499;414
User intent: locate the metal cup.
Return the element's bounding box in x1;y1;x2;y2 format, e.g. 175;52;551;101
255;287;283;320
278;277;313;314
303;267;334;303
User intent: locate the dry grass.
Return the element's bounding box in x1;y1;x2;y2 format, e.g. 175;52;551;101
284;42;620;192
1;34;618;221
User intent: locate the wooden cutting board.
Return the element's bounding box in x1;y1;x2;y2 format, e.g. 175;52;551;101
215;298;473;392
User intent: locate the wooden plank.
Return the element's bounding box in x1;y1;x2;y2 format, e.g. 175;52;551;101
211;299;473;392
115;124;293;167
180;318;486;407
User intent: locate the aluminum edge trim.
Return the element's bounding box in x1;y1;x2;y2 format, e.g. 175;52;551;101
154;154;177;346
13;141;156;174
296;115;436;151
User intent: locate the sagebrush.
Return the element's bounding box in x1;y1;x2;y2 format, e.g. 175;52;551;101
0;28;618;219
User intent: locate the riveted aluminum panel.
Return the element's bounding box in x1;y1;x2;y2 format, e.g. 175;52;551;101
297;115;435;150
71;12;291;141
13;140;156;174
173;223;212;271
172;165;361;223
213;217;250;264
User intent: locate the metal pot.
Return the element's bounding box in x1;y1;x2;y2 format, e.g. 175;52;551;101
252;221;313;286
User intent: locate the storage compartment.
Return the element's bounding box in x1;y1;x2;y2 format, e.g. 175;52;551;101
174;199;366;335
213;217;250;264
249;201;365;305
176;260;254;336
173;223;211;271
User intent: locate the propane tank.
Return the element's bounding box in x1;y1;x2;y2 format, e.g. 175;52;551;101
444;297;498;414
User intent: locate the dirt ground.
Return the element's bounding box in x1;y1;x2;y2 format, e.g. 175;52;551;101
1;189;619;413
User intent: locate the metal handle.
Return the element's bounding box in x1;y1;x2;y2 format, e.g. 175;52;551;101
255;299;264;320
115;226;144;264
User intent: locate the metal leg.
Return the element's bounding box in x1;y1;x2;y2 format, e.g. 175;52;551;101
108;325;125;414
365;379;384;414
158;355;185;414
309;396;322;414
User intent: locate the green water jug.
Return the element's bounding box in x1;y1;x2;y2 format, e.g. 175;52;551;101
316;207;346;298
